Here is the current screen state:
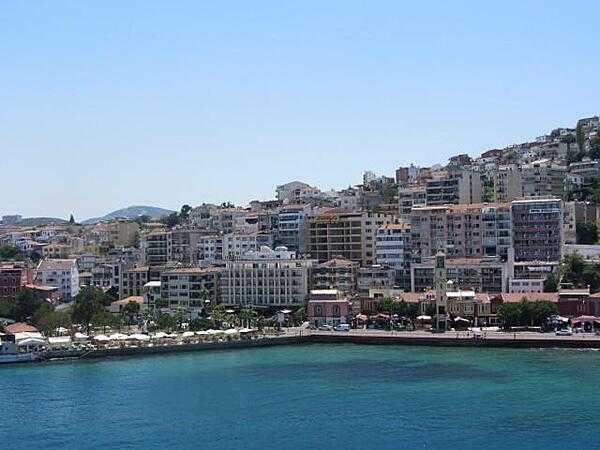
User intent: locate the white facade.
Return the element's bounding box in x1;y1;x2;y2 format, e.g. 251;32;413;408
36;258;80;300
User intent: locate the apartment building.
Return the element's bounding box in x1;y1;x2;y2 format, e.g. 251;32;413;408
0;264;32;298
308;210;397;266
375;223;412;290
35;258;80;300
106;220;140;247
121;266;162;299
398;185;426;221
141;231;169;266
491;165;522;202
425;169;482;206
511;198;563;262
311;258;358;293
410;203;511;260
275;205;310;253
167;229;203;265
520;160;567;198
220;246;314;308
357;265;395;294
160;267;221;318
411;256;507;293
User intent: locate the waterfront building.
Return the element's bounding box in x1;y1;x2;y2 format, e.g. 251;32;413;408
357;265;395;294
220;246;314;308
411;256;507;294
307;289;351;327
311;258;358;293
160;267;221;318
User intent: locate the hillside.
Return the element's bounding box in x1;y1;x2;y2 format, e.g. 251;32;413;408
82;205;175;224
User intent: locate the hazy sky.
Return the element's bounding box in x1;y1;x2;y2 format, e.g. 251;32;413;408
2;1;599;220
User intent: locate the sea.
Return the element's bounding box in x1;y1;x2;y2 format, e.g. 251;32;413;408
1;344;599;450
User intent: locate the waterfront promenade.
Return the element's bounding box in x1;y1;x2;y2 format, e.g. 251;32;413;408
42;328;600;363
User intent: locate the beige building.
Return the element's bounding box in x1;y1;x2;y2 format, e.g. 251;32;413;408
425;169;482;206
107;220;140;247
160;267;221;318
308;210;397;266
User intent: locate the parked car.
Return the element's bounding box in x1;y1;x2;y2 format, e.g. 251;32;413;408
556;329;573;336
318;325;334;331
334;324;350;332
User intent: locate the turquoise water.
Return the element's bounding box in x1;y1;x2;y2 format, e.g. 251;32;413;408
2;344;600;449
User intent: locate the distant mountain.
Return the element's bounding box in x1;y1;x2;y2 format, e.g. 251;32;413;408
82;205;176;224
16;217;69;226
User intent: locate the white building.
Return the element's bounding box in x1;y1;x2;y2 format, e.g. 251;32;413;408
220;246;314;307
375;223;412;290
36;258;80;300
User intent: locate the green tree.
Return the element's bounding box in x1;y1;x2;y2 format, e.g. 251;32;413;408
576;222;598;244
121;301;141;326
180;204;192;221
12;290;42;322
498;302;521;330
90;310;120;332
156;314;176;331
161;212;180;228
33;306;72;336
239;308;258;328
0;245;22;260
576;120;585;152
589;137;600;160
543;273;559;292
189;318;212;331
69;214;75;224
530;301;557;326
71;286;107;333
210;304;227;329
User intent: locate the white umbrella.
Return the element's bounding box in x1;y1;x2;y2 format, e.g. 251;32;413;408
224;329;239;335
181;331;195;338
454;317;470;322
74;332;89;341
109;333;129;341
129;334;150;341
93;335;110;342
239;328;252;333
417;315;432;321
165;333;178;338
196;331;209;335
152;332;168;339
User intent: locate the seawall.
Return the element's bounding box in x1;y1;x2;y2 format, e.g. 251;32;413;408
304;333;600;349
76;336;303;360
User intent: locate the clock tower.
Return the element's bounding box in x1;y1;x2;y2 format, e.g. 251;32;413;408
434;251;447;331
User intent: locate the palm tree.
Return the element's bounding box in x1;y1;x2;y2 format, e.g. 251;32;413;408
210;304;227;329
239;308;258;328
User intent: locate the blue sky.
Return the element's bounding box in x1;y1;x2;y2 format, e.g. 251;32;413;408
1;1;599;220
